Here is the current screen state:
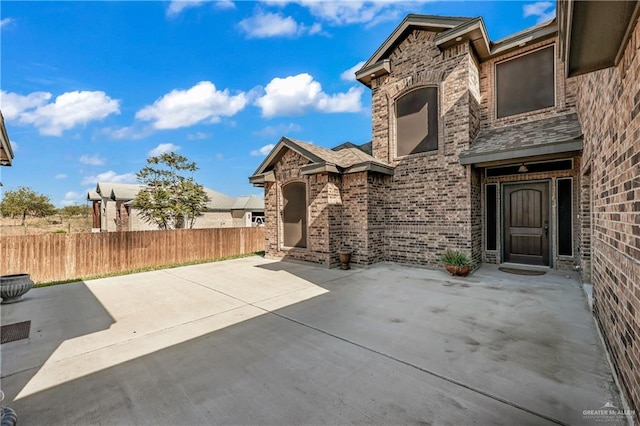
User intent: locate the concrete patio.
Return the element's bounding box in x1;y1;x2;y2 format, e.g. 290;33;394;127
0;256;627;425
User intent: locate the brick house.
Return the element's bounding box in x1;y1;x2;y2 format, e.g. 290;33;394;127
251;3;639;418
251;14;581;270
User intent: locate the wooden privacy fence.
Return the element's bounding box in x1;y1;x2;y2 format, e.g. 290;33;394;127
0;227;265;283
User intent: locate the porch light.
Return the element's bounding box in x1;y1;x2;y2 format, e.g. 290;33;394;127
518;164;529;173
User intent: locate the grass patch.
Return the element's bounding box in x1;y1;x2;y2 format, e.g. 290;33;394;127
34;251;266;288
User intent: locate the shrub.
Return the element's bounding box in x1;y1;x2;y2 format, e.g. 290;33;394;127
441;249;473;267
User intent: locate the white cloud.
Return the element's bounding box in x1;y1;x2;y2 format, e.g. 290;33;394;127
79;154;105;166
55;173;67;179
1;90;120;136
255;73;363;117
167;0;234;16
187;131;210;140
214;153;224;161
167;0;206;16
81;170;137;185
239;11;301;38
0;91;51;120
251;143;275;156
136;81;246;129
0;18;13;28
100;125;152;140
10;141;18;152
59;191;84;207
215;0;235;10
341;61;366;82
253;122;301;138
148;143;180;157
523;2;555;24
267;1;407;28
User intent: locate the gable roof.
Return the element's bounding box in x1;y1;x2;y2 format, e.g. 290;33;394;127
92;182;264;212
459;113;583;166
232;196;264;211
249;137;393;186
96;182;144;200
0;112;14;166
356;14;557;87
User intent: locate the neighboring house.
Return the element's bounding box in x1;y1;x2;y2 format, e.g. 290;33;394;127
251;2;640;417
88;182;264;232
0;111;14;167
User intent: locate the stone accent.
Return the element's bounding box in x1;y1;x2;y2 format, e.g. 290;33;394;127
573;18;640;419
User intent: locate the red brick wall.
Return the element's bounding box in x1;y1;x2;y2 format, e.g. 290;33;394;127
574;19;640;419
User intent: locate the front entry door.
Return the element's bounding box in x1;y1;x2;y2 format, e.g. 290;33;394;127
503;182;549;266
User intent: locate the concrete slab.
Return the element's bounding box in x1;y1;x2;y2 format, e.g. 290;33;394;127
0;257;627;425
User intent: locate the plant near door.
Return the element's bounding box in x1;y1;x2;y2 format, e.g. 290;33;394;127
441;249;473;277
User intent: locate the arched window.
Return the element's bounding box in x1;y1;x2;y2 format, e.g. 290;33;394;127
396;87;439;156
282;182;307;248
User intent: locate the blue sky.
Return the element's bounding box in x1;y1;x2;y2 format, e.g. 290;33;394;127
0;0;555;207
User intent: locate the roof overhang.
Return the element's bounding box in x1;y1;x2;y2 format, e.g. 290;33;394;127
249;170;275;187
0;112;14;166
434;18;491;59
559;0;640;77
356;14;471;87
459;138;583;166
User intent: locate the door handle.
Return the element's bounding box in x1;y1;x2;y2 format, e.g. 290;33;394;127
544;221;549;236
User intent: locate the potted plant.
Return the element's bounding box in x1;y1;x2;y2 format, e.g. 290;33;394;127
441;250;473;277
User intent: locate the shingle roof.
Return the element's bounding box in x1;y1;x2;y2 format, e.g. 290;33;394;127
232;196;264;211
282;137;389;169
96;182;144;200
92;182;263;212
249;137;393;185
459;113;584;165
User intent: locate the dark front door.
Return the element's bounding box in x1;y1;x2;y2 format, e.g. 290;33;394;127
503;182;549;266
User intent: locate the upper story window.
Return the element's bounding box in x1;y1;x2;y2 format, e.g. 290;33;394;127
496;45;555;119
396;87;439;157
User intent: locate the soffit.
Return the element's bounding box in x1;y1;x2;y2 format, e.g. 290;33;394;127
560;0;640;77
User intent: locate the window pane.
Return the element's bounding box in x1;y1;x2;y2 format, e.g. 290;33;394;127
496;46;555;118
396;87;438;156
557;179;572;256
486;184;497;251
283;182;307;248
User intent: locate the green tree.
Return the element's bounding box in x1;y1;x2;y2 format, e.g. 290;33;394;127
58;204;91;217
133;152;210;230
0;186;57;225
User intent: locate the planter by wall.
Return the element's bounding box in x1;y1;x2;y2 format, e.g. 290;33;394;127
445;265;471;277
0;273;34;304
338;250;352;270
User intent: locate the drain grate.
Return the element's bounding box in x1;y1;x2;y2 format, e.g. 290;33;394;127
1;320;31;344
499;267;546;276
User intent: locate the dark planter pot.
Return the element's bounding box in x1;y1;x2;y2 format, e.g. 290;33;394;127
1;273;34;304
338;250;352;270
445;265;471;277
